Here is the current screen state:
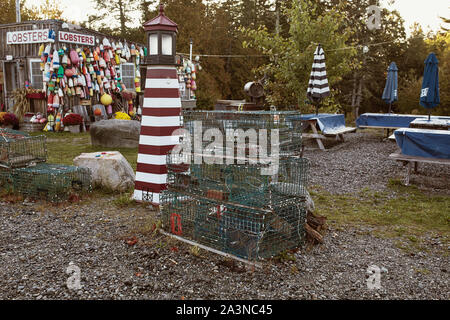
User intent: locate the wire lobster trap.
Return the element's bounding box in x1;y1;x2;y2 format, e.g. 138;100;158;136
181;110;304;158
161;110;309;261
0;163;92;202
167;153;309;207
160;189;307;260
0;128;47;168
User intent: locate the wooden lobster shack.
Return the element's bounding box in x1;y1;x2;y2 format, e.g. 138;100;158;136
0;19;146;130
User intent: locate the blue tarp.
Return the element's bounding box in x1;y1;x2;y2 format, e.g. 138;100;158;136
356;113;450;128
394;128;450;159
297;113;346;135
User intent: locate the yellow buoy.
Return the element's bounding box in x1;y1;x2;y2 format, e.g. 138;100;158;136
100;93;113;106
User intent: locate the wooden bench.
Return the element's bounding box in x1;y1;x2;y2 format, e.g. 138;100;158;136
389;152;450;185
302;119;356;150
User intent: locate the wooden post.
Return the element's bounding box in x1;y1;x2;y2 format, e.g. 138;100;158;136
309;120;325;150
405;161;412;186
15;0;21;23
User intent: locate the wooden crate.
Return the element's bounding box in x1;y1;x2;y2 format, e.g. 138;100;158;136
30;99;46;115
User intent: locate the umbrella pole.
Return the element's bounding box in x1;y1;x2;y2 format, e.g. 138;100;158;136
428;110;431;121
389;102;391;114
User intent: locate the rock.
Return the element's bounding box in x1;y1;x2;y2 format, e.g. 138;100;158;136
74;151;135;192
90;120;140;148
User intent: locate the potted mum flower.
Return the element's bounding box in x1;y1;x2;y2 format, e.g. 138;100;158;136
62;113;83;133
0;113;19;129
114;112;131;120
0;112;6;127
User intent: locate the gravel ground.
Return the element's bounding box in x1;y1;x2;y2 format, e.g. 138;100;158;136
304;130;450;194
0;130;448;300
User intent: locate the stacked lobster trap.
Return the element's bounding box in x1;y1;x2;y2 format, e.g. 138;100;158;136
0;128;91;202
161;110;309;260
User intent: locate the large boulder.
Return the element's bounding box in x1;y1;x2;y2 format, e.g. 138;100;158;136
74;151;135;192
90;119;140;148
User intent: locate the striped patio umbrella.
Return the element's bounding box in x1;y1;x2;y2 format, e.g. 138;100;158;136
307;44;330;114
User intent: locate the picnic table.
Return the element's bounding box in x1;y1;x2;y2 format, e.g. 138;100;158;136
387;117;450;140
357;113;450;138
409;118;450;130
390;128;450;185
296;114;356;150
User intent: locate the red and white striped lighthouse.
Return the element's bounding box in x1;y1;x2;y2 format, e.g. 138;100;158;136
133;5;181;204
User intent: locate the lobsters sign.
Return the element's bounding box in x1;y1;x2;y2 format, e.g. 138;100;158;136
58;31;95;45
7;29;95;46
7;29;50;44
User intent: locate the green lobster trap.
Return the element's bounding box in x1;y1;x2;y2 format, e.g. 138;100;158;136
0;128;47;168
0;163;92;202
161;110;309;261
167;154;309;207
160;190;307;260
182;110;304;158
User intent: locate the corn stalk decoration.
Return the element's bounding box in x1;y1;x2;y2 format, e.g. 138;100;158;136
12;88;31;121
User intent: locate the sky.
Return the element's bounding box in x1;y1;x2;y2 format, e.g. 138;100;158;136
381;0;449;35
25;0;450;36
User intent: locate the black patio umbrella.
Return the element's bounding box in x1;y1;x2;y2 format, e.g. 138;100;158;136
307;44;330;114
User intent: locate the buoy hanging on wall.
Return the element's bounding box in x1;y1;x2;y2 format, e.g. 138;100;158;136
100;93;112;106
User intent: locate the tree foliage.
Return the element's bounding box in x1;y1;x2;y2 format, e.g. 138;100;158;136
87;0;139;38
440;11;450;32
242;0;356;110
0;0;63;23
398;31;450;116
0;0;19;24
22;0;64;21
2;0;447;114
318;0;407;117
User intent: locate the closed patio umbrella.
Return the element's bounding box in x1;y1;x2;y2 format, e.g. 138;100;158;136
382;62;398;113
307;44;330;114
420;53;440;121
